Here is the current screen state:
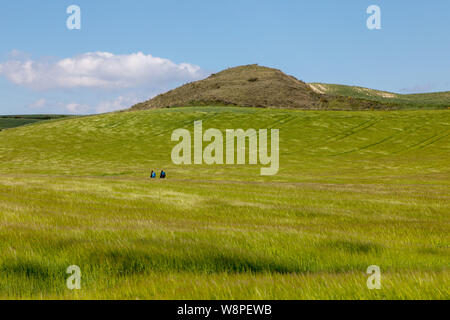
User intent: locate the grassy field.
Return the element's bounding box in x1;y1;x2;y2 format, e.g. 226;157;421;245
0;106;448;299
309;83;450;109
0;115;72;130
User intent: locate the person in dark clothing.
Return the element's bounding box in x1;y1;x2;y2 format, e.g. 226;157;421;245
150;170;156;178
160;170;166;179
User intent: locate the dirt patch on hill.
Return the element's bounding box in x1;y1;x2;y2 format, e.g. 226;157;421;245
308;83;327;94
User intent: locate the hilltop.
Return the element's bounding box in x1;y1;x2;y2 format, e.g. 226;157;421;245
131;64;322;110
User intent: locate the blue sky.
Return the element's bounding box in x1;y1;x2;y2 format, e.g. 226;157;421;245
0;0;449;114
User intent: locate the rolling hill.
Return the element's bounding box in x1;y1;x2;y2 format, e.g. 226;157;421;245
0;106;448;299
131;64;450;111
131;64;322;110
309;83;450;109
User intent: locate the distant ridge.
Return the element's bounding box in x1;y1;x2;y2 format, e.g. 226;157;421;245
308;83;450;109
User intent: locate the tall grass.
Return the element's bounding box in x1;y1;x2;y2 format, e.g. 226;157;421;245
0;107;448;299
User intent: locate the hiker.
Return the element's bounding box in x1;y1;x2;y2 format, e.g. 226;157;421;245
150;170;156;178
160;170;166;179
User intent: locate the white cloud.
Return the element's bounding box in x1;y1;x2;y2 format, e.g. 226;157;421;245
95;95;142;113
24;94;147;115
28;98;47;109
65;102;90;114
0;51;205;90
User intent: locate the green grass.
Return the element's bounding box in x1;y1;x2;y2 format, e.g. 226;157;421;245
309;83;450;109
0;115;72;130
0;106;448;299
